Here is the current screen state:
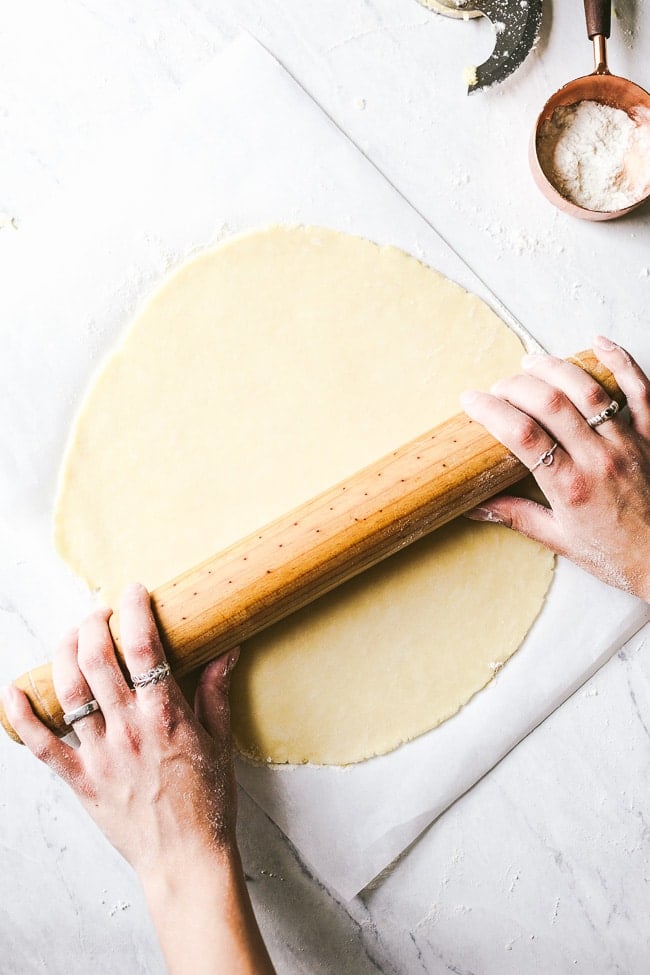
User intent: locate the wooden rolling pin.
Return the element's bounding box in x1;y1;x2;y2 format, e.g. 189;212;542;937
1;350;622;743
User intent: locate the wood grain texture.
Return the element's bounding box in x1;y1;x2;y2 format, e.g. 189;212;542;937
0;350;622;743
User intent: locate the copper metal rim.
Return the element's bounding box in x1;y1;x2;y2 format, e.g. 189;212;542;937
531;73;650;221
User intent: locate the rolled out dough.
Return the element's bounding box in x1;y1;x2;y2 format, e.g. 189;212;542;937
55;225;554;765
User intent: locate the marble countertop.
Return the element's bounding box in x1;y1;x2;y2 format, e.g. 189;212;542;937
2;2;650;973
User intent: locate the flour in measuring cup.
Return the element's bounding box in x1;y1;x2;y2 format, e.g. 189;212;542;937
537;100;650;211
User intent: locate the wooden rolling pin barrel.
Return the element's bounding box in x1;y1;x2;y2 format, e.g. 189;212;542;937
0;350;623;743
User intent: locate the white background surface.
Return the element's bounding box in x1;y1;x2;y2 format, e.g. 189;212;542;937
2;2;650;973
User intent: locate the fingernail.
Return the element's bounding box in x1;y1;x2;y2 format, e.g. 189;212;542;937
464;507;504;525
123;582;148;599
224;647;240;676
594;335;616;351
521;353;546;369
460;390;479;406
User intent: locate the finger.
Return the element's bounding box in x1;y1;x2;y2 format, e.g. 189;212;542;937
489;371;595;462
1;685;82;785
461;389;568;486
76;608;131;716
53;626;106;738
593;336;650;438
119;583;171;703
520;353;625;440
194;648;239;742
465;496;565;554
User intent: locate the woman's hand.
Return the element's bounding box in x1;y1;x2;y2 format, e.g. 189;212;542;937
1;583;275;975
2;582;239;877
460;336;650;601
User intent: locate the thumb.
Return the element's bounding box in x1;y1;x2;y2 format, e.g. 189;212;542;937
464;495;563;554
194;647;240;740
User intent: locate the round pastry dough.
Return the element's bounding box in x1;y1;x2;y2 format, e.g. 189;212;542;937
54;225;554;765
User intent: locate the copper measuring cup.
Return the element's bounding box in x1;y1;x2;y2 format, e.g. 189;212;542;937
530;0;650;220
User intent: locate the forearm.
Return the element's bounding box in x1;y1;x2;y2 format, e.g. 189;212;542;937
142;844;275;975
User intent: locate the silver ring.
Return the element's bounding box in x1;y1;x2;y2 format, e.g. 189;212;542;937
131;661;171;689
531;441;558;472
63;699;101;726
587;400;619;429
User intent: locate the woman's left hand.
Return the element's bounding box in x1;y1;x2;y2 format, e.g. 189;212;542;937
2;584;276;974
1;583;240;881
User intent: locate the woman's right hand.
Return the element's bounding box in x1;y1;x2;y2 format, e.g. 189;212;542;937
461;336;650;601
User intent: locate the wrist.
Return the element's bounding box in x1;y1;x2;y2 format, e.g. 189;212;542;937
139;837;243;910
139;841;275;975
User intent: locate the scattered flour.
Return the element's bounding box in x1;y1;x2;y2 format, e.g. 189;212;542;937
108;899;131;917
536;100;650;211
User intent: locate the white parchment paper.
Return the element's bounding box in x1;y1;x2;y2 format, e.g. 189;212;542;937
1;35;647;902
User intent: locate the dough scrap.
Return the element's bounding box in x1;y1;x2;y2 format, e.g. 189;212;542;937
54;225;554;765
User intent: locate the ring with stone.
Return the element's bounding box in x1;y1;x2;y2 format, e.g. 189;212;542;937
587;400;619;429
